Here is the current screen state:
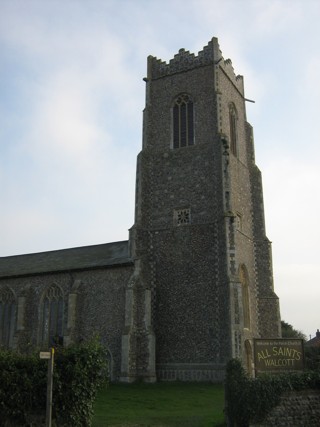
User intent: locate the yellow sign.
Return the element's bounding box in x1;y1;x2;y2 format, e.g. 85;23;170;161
254;339;304;374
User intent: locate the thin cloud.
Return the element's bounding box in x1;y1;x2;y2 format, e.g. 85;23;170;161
251;0;302;36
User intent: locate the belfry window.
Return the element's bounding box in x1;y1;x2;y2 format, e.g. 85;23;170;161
173;94;194;148
229;103;238;156
0;287;16;348
42;285;64;347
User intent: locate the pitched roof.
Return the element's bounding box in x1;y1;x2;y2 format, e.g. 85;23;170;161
0;241;132;278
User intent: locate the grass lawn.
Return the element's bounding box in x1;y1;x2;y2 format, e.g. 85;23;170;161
92;382;226;427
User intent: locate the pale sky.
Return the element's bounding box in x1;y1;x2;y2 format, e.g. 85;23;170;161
1;0;319;339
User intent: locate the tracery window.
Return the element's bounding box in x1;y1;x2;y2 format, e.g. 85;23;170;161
42;285;64;347
173;94;194;148
0;287;16;348
229;103;238;156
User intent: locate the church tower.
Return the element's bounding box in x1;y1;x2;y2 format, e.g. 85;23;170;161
120;37;280;382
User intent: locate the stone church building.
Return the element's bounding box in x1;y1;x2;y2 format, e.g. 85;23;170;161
0;38;281;382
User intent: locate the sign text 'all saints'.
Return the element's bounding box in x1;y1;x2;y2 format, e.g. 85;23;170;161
254;339;304;374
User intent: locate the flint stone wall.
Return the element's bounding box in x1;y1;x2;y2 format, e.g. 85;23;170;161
251;389;320;427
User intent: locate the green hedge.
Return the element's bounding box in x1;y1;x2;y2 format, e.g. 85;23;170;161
0;339;108;427
225;358;320;427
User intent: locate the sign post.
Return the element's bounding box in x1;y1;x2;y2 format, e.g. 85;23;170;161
40;348;55;427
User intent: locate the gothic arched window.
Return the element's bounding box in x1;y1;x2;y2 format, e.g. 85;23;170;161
0;287;16;348
41;285;64;347
173;94;194;149
239;265;250;329
229;103;238;156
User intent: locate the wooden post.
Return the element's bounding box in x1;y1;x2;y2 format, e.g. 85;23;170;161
45;347;54;427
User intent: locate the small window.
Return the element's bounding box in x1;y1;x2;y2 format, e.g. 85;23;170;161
0;287;16;348
42;285;64;347
174;208;191;225
173;94;194;149
229;103;238;156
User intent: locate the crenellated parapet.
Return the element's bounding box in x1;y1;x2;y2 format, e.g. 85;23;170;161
147;37;244;94
147;37;220;79
220;58;244;94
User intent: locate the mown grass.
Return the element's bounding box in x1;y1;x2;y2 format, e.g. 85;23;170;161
92;382;226;427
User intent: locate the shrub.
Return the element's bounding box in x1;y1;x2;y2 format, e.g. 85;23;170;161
0;338;108;427
0;351;47;425
53;339;108;426
224;358;320;427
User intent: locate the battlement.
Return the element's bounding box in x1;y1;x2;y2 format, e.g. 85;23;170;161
220;57;244;94
147;37;244;94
